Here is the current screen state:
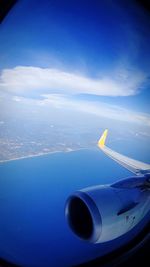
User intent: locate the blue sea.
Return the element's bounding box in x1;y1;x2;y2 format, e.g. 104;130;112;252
0;140;149;266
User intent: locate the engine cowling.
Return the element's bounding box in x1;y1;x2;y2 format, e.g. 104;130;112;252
65;184;142;243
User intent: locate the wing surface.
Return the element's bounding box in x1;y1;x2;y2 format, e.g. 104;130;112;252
98;129;150;175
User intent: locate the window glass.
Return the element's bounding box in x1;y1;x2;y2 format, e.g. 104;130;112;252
0;1;150;266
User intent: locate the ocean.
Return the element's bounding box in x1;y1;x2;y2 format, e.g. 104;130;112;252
0;145;149;266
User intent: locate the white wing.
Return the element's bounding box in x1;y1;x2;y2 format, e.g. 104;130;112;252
98;129;150;175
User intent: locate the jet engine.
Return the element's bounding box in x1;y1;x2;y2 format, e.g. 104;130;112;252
65;180;146;243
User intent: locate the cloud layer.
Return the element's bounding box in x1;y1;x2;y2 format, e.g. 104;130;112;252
12;94;150;127
0;66;147;97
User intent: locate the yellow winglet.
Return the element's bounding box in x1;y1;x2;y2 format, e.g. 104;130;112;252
98;129;108;149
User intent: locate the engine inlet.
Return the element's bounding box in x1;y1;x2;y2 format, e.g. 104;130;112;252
65;192;102;243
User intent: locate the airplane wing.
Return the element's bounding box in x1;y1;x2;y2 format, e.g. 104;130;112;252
98;129;150;175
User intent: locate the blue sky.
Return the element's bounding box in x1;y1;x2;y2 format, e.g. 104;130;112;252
0;0;150;126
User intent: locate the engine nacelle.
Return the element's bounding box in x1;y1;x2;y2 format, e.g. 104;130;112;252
65;183;144;243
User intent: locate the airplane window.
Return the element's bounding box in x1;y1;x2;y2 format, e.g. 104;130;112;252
0;1;150;267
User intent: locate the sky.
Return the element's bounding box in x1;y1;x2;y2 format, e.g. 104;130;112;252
0;0;150;130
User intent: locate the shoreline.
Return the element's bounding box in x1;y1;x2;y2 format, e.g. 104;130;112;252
0;147;91;164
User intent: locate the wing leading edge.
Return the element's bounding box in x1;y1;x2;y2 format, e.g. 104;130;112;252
98;129;150;175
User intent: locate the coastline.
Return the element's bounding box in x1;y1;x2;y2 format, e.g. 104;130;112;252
0;147;90;164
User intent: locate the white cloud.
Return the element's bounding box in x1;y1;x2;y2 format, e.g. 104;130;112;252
13;96;22;102
50;95;149;127
2;65;149;127
0;66;147;96
15;93;150;127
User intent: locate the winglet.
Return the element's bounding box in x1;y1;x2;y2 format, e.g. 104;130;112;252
98;129;108;149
